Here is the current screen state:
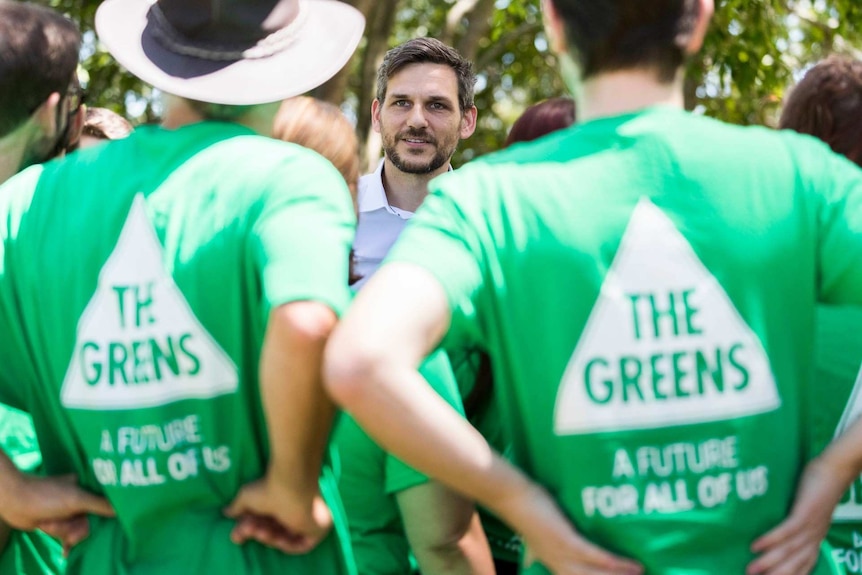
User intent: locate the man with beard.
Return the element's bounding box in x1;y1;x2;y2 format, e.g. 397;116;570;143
0;4;86;574
342;37;521;574
352;37;478;287
0;2;85;185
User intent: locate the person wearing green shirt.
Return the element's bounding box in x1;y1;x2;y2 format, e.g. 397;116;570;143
775;56;862;574
324;1;862;575
333;349;493;575
0;4;89;573
0;0;366;573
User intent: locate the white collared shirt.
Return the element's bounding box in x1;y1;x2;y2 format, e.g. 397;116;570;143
352;160;414;289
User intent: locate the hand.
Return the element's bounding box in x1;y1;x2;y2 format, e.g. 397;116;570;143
747;457;850;575
501;483;643;575
224;473;332;554
1;474;113;553
38;515;93;556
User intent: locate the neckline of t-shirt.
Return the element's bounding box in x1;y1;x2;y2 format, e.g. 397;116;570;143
577;105;685;130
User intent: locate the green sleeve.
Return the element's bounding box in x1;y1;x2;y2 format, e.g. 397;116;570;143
249;152;355;319
810;140;862;304
384;350;466;495
0;166;43;410
385;173;486;351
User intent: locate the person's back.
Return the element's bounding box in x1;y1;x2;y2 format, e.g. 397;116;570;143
0;118;357;574
325;1;862;573
0;0;365;572
780;54;862;574
0;3;86;573
403;104;859;572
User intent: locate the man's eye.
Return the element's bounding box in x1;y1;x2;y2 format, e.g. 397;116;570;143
394;100;410;107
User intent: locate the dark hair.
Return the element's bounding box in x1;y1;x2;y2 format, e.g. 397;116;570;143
187;100;254;122
780;55;862;168
376;37;476;113
549;0;701;82
82;107;134;141
505;97;576;147
0;2;81;138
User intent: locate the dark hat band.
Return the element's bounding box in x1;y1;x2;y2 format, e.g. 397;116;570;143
149;0;309;61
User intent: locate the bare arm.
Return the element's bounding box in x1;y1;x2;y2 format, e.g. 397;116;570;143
225;301;338;553
325;263;643;575
397;481;494;575
0;447;113;551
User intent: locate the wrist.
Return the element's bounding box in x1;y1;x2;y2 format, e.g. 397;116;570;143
817;448;861;490
0;464;26;522
265;463;319;499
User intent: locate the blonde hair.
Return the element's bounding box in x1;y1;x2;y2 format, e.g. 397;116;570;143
272;96;359;201
82;107;133;141
273;96;361;284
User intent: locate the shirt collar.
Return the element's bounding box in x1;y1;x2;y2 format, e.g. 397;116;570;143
358;159;388;213
357;157;454;215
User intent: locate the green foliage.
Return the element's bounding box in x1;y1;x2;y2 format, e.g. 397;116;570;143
692;0;862;126
34;0;158;122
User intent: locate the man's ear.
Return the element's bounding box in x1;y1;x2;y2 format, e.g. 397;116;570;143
685;0;714;55
66;104;86;150
542;0;568;56
371;98;383;135
460;105;478;139
32;92;63;137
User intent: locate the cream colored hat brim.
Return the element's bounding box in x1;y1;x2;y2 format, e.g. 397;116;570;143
95;0;364;105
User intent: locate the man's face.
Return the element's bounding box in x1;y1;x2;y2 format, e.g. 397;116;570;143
373;63;476;175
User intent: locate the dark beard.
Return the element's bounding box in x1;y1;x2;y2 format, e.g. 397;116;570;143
387;147;449;174
384;128;451;175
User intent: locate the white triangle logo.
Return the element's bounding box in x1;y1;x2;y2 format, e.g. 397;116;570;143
61;195;239;410
554;198;780;435
831;365;862;522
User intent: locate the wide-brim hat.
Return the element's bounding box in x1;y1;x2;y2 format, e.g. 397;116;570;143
95;0;365;105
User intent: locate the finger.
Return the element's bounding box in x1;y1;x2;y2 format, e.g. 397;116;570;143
224;495;250;519
70;491;114;518
750;516;804;553
522;544;536;569
229;515;259;544
759;545;819;575
747;531;807;574
570;536;644;573
38;516;90;550
231;515;323;555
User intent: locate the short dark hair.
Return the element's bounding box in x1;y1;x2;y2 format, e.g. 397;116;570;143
549;0;701;82
0;2;81;138
376;37;476;113
505;97;576;147
780;55;862;168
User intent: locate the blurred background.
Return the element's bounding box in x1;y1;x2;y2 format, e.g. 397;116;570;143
39;0;862;169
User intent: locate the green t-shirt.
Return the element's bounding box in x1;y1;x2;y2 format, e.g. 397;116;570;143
812;305;862;574
0;123;356;574
388;106;862;574
333;350;466;575
0;404;65;574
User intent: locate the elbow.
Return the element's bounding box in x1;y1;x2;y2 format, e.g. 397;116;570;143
414;515;494;575
323;329;381;411
271;300;338;346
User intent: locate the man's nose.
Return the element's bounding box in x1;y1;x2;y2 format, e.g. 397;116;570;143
406;106;429;129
